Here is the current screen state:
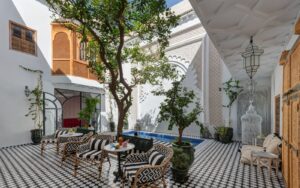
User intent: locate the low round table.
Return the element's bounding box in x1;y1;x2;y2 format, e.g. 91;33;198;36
251;151;279;176
104;143;135;182
59;133;83;138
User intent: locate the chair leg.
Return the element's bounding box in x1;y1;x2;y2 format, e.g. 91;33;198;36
162;175;167;188
107;155;111;166
41;143;44;156
74;157;80;177
121;177;125;188
56;143;59;153
98;161;103;179
61;153;66;166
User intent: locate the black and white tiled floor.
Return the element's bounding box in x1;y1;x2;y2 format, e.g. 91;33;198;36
0;140;285;188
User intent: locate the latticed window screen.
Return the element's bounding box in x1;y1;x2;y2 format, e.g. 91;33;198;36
10;21;36;55
79;41;87;60
275;95;280;134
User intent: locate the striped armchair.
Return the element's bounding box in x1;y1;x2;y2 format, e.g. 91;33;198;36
60;131;94;166
74;134;113;177
122;144;173;188
40;128;71;156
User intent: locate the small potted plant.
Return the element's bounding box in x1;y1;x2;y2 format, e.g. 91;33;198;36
214;126;233;143
25;78;43;144
156;81;203;183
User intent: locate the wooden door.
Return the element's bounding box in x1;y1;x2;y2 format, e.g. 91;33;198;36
283;57;291;93
275;95;280;134
282;141;289;185
289;94;300;188
282;101;290;185
291;42;300;87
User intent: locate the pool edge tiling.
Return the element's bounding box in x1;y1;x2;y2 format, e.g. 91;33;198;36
123;130;204;146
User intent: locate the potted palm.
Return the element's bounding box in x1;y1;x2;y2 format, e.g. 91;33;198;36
78;97;99;132
156;81;203;183
25;77;43;144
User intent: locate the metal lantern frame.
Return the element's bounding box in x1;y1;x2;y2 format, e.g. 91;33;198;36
241;36;264;79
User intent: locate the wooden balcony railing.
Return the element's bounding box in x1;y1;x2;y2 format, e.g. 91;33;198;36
52;58;98;81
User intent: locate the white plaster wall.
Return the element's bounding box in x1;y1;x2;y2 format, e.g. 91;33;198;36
270;64;283;136
138;36;204;136
0;0;53;147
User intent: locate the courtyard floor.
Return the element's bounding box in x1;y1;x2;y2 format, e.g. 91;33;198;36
0;140;284;188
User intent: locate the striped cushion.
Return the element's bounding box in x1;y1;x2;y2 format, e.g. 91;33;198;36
55;130;67;138
123;162;149;182
41;139;57;144
77;150;102;160
148;150;164;166
89;138;109;151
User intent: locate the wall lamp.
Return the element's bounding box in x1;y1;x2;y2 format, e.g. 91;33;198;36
24;86;31;97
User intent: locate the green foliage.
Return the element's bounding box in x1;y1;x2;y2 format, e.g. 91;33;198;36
46;0;179;135
222;78;243;126
222;78;243;108
25;75;43;130
79;97;99;125
172;147;190;170
199;123;211;139
214;126;233;143
155;81;203;144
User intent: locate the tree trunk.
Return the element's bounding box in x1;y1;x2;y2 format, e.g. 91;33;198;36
228;106;232;127
117;111;125;137
178;128;183;145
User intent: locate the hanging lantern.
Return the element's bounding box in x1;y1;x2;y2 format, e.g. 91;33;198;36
241;36;264;79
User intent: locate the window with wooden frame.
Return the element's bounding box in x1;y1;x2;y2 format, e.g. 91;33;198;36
274;95;280;135
10;21;36;55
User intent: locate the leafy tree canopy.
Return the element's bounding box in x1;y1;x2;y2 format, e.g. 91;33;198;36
46;0;179;135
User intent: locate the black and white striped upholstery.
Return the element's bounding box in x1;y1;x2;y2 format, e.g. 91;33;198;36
74;134;113;177
41;130;68;144
89;138;109;151
122;144;173;187
148;150;164;165
76;138;109;160
77;150;102;160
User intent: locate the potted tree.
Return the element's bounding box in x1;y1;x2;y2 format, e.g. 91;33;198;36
25;76;43;144
157;81;202;183
78;97;99;132
217;78;243;143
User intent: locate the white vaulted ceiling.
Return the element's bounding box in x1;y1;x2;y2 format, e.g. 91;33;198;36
190;0;300;80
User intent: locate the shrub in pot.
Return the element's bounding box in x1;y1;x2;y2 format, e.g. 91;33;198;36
156;81;203;183
215;126;233;143
25;75;43;144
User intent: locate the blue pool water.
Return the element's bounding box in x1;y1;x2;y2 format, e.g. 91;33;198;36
123;131;203;147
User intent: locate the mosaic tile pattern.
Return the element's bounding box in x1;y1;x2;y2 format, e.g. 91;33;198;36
0;140;284;188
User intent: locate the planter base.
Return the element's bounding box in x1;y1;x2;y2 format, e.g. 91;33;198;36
31;129;43;144
171;167;189;183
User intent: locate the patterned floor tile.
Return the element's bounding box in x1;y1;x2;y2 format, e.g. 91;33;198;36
0;140;284;188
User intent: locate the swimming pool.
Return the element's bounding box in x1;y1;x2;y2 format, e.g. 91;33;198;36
123;131;203;147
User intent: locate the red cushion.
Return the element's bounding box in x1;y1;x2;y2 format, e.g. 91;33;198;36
63;118;81;128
